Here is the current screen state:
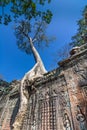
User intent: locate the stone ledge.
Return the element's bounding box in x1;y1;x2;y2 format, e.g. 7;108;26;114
58;48;87;67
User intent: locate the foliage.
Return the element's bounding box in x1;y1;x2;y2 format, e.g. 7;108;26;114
0;79;9;95
0;0;53;61
0;0;52;25
70;5;87;47
15;20;54;55
0;79;9;87
0;79;15;95
0;0;53;57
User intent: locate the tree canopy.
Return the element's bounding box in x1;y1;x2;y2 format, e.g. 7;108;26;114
0;0;52;25
0;0;53;59
15;20;53;55
70;5;87;47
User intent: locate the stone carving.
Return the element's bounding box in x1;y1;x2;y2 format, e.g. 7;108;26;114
76;105;87;130
82;86;87;97
63;113;72;130
0;44;86;130
73;61;87;86
70;46;80;56
31;121;36;130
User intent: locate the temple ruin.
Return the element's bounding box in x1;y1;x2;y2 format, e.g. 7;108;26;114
0;43;87;130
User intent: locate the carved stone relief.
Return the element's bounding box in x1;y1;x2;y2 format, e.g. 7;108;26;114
63;112;72;130
76;105;87;130
73;60;87;86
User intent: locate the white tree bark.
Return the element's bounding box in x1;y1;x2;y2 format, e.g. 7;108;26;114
12;38;47;130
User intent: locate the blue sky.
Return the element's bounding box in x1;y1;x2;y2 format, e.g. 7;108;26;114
0;0;87;82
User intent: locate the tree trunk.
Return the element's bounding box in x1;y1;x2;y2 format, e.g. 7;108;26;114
29;37;47;74
12;37;47;130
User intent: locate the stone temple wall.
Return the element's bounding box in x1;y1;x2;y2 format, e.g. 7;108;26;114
0;43;87;130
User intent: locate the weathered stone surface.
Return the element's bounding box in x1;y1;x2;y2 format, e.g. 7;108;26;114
0;43;87;130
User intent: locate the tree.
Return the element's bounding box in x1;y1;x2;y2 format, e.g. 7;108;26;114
70;5;87;47
12;16;55;129
0;0;52;25
0;2;53;129
12;21;49;130
15;20;53;54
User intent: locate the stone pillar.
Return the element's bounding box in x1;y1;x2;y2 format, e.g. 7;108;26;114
64;68;87;130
